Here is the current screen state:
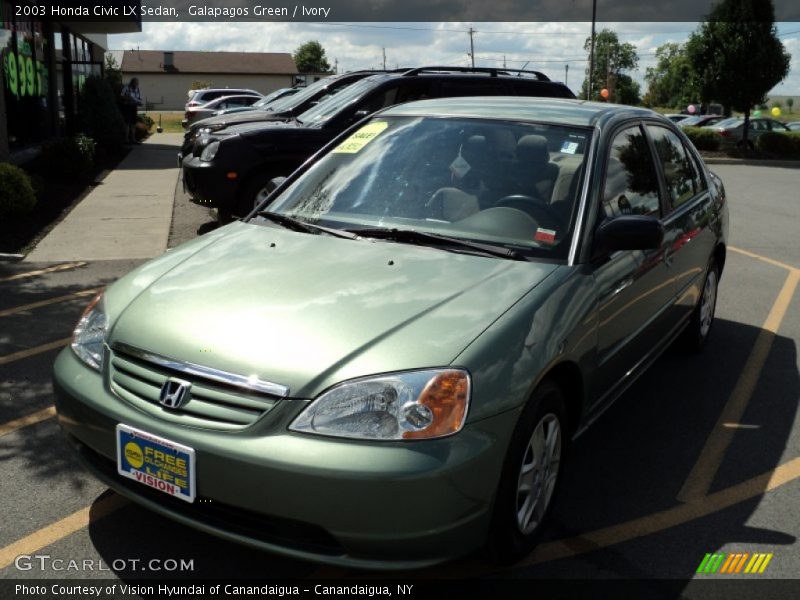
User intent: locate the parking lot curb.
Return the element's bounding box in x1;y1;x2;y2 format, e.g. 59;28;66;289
703;157;800;168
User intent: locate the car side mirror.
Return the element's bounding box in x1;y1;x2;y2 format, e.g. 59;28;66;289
352;110;371;122
593;215;664;258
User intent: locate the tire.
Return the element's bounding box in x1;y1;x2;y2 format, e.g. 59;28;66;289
237;172;283;218
682;259;719;352
486;380;568;564
216;206;233;225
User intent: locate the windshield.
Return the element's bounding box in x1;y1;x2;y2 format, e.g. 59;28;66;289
261;76;338;113
714;117;742;128
296;76;384;125
252;88;291;108
258;116;592;260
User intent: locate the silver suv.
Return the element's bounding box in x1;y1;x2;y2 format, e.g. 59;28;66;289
186;88;262;108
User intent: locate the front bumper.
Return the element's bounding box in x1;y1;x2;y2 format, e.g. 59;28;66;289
53;348;513;569
182;155;237;209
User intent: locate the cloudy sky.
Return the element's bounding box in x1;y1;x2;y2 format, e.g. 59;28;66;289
110;21;800;97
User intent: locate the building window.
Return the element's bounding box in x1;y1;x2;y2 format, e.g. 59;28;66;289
2;2;101;149
2;1;51;148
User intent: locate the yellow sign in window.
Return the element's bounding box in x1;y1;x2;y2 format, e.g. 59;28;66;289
332;121;389;154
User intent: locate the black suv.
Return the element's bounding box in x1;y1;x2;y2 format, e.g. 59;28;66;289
182;67;576;221
179;70;389;160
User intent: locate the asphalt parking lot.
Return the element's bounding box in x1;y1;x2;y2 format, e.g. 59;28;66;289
0;165;798;593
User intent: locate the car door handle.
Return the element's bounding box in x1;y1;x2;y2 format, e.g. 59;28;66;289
601;277;634;303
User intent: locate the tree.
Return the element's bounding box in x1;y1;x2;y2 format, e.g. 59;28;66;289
787;97;794;113
293;40;331;73
686;0;790;147
103;53;123;97
581;29;640;104
190;80;212;91
645;43;697;109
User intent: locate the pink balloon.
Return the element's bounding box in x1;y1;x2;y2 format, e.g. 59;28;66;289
688;104;697;114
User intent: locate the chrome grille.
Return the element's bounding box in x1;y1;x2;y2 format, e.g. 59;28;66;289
109;345;283;430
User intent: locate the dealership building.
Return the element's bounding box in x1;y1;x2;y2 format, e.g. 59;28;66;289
0;2;141;162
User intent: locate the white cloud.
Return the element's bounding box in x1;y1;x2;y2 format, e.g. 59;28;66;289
110;21;800;96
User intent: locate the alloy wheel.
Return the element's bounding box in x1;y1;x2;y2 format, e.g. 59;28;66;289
700;269;718;338
516;413;562;535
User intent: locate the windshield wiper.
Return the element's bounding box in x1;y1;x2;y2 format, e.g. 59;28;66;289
255;211;358;240
348;227;524;260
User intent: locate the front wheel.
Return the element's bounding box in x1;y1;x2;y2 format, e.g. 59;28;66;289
486;380;568;564
237;172;284;218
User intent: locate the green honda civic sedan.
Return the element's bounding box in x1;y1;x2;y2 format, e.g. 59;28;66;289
54;97;728;569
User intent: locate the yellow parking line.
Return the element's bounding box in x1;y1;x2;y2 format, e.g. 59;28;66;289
0;338;72;367
677;269;800;503
0;262;87;283
0;493;128;570
521;457;800;567
729;246;798;273
0;288;101;318
0;406;56;437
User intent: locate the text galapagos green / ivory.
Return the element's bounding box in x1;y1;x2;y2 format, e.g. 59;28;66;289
188;6;289;17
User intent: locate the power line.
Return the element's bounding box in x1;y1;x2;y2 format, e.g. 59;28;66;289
306;22;697;37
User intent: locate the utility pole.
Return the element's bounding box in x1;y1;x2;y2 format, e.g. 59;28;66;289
588;0;597;100
565;64;569;87
468;27;476;68
382;48;386;71
334;57;338;73
503;55;506;69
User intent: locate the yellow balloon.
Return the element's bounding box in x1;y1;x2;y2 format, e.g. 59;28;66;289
771;106;781;117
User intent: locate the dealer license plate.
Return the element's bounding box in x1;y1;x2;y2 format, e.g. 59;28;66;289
116;424;195;503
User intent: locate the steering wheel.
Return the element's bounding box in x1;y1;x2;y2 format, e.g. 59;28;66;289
495;194;565;231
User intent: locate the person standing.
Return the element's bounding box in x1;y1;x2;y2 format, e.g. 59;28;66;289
120;77;143;144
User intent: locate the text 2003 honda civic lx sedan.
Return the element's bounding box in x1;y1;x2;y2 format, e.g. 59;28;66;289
54;97;728;569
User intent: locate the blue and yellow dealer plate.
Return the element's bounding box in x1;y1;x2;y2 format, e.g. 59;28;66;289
116;424;196;503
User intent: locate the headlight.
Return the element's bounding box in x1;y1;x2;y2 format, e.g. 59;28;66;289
290;369;470;441
200;141;220;162
71;293;107;370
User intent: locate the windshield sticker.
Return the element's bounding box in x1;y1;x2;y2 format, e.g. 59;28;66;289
332;121;389;153
535;228;557;244
560;141;579;154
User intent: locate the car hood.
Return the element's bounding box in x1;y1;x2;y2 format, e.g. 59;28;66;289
192;110;290;132
108;222;556;398
207;119;303;140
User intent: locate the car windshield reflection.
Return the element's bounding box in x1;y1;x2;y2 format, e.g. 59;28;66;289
258;116;593;260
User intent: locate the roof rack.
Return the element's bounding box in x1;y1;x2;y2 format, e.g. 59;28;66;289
402;66;551;81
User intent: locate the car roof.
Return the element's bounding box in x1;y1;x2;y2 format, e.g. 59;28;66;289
380;97;660;128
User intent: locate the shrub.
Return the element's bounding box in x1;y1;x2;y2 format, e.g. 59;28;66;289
683;126;721;151
137;114;154;129
0;163;37;217
135;114;153;141
77;76;127;150
39;135;96;179
134;121;150;141
756;131;800;157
